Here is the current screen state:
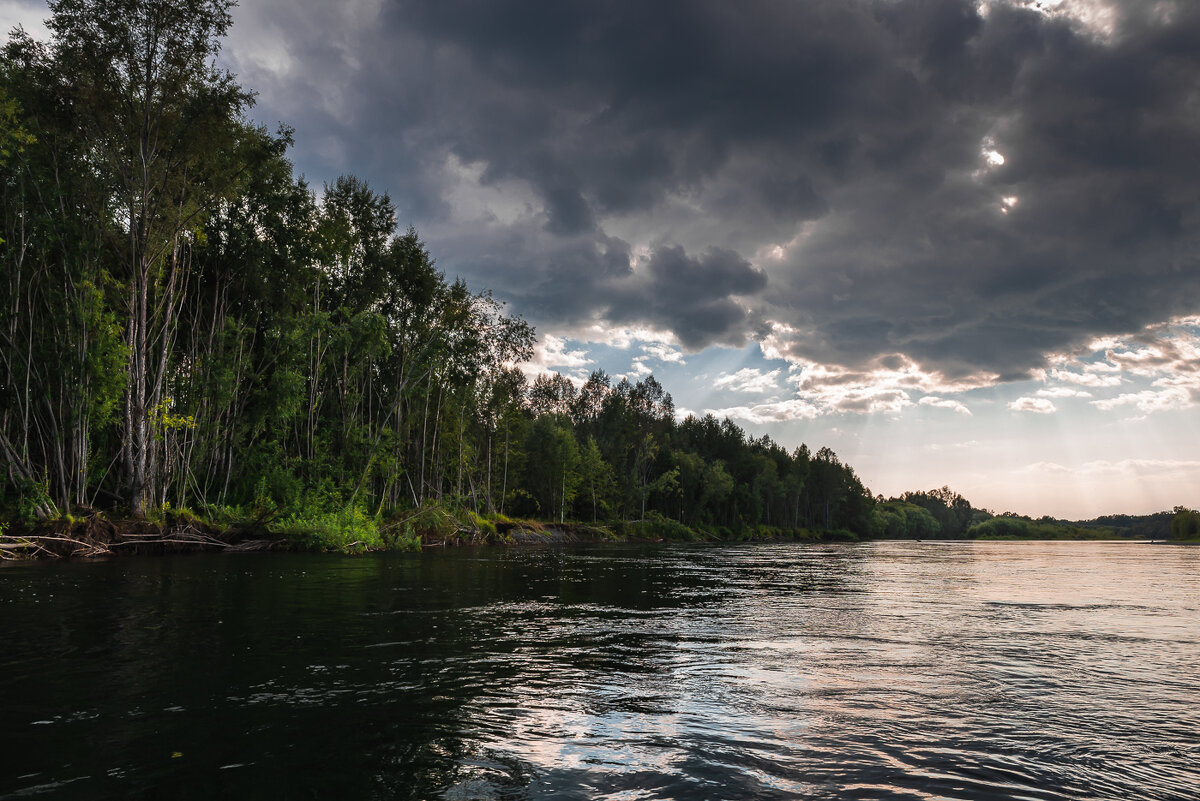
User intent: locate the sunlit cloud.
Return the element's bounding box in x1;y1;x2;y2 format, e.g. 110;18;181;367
569;324;675;350
1090;388;1192;414
1009;397;1057;414
626;359;654;378
981;0;1122;42
520;334;591;378
1042;316;1200;414
640;343;686;365
703;399;820;424
764;324;1001;396
1049;369;1123;388
1036;387;1093;398
919;396;972;416
713;368;781;394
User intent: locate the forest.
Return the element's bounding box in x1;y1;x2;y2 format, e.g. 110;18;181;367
0;1;1186;554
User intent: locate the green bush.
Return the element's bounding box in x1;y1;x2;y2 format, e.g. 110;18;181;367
404;504;462;540
968;517;1030;539
384;523;422;552
637;512;700;541
272;503;382;553
467;510;497;537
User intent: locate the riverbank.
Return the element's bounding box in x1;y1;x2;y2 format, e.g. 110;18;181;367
0;507;829;560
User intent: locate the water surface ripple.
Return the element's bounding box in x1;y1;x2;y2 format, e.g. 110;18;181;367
2;541;1197;799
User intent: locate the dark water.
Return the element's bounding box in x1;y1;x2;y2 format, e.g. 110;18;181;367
2;542;1198;800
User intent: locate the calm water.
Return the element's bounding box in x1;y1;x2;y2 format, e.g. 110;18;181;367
1;541;1198;800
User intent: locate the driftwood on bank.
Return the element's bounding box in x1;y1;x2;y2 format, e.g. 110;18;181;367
0;510;283;560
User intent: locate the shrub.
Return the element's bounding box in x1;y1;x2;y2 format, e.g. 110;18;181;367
467;510;497;537
273;504;383;553
384;523;422;552
640;512;700;541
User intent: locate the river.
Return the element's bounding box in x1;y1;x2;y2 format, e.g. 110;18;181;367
1;541;1197;800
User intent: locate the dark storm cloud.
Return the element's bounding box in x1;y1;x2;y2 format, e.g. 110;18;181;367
610;245;768;349
219;0;1200;375
434;227;766;349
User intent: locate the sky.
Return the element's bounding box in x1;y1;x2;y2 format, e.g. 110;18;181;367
5;0;1199;519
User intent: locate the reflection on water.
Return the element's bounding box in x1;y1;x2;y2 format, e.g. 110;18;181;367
1;542;1197;799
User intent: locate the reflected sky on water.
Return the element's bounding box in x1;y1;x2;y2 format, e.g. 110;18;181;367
2;541;1198;799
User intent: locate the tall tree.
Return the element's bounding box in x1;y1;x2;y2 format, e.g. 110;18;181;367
48;0;253;512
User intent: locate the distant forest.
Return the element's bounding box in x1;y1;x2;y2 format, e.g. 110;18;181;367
0;2;1188;549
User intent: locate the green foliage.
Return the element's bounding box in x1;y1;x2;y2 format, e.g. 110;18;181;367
610;514;700;542
967;515;1122;540
1170;508;1200;540
899;487;975;538
639;511;702;541
15;477;56;525
524;416;580;522
401;504;463;541
467;510;498;537
385;523;422;552
874;500;942;539
0;87;35;167
273;504;382;553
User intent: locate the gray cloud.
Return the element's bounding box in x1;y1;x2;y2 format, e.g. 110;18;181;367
435;227;766;350
208;0;1200;374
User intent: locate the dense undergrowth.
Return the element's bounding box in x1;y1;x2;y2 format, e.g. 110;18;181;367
0;498;831;559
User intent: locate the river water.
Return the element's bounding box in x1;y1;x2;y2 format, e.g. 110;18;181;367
1;541;1197;800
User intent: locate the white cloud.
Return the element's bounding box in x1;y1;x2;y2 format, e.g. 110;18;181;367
1009;396;1057;414
919;396;972;415
770;347;995;418
1050;368;1122;388
765;326;998;396
1040;317;1200;416
710;334;1007;420
713;367;781;393
1036;387;1093;398
704;399;821;424
519;334;591;378
572;324;678;351
640;343;686;365
1018;460;1073;475
830;389;913;415
626;359;653;378
1090;388;1192;414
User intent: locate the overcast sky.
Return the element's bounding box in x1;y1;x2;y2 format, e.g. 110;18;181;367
6;0;1199;518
